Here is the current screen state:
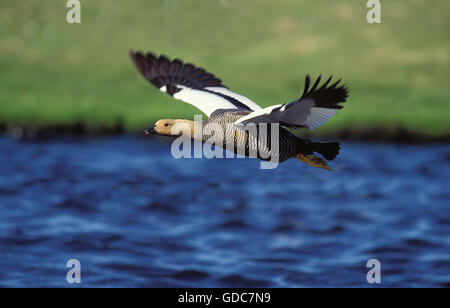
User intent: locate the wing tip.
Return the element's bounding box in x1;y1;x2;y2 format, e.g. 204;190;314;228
129;50;227;90
300;74;349;108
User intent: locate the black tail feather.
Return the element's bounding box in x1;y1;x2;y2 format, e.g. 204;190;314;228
310;142;340;161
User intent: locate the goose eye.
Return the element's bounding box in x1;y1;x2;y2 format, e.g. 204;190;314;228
164;123;169;127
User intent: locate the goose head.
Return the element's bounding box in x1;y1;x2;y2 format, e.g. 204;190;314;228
145;119;194;137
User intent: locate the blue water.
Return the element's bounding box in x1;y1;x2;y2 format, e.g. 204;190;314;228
0;136;449;287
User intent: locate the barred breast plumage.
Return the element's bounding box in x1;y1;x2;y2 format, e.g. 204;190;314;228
201;110;301;162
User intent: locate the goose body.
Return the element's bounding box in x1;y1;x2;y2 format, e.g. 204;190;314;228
130;51;349;169
201;110;299;162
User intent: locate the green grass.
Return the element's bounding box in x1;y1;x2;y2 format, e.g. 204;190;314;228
0;0;449;135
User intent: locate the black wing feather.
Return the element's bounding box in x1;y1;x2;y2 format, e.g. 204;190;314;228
129;50;227;95
299;75;349;109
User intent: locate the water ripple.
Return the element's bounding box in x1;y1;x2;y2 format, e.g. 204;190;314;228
0;137;449;287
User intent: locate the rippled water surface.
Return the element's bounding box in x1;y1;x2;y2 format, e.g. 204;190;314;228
0;136;449;287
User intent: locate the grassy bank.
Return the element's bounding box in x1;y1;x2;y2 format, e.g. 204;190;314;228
0;0;449;136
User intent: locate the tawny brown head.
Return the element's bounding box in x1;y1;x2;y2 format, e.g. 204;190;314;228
144;119;193;137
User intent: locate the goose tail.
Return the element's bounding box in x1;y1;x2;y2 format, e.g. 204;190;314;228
309;141;340;161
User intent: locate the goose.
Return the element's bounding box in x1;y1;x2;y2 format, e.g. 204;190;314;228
129;51;349;170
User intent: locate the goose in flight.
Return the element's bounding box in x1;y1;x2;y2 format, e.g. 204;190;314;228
130;51;349;170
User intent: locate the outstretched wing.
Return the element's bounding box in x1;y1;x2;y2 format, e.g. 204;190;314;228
129;51;261;117
235;75;349;130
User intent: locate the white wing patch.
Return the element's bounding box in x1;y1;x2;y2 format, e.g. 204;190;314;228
234;99;338;130
171;86;239;117
159;85;261;117
205;87;261;111
235;105;282;125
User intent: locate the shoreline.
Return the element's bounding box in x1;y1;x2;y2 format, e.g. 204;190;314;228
1;122;449;144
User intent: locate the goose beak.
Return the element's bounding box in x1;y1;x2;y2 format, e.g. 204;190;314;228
144;125;156;135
